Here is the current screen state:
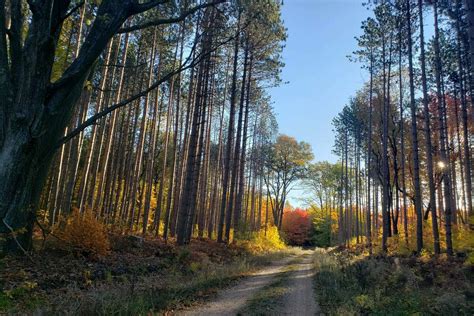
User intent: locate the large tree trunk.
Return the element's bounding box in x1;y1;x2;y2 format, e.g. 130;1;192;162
419;0;441;254
406;0;424;253
0;0;132;253
381;32;390;252
434;1;454;255
366;51;373;253
398;33;409;245
228;38;249;235
0;133;57;251
218;14;241;243
457;0;474;221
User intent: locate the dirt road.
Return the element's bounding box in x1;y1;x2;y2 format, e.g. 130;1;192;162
177;249;320;316
280;252;320;315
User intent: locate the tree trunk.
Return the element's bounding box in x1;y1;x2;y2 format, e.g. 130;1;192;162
235;49;253;235
433;1;454;255
406;0;424;253
457;2;474;221
419;0;440;254
218;14;241;243
366;52;373;253
228;38;249;235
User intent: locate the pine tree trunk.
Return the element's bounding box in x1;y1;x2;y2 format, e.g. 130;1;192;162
419;0;440;254
433;1;454;254
366;52;373;253
235;49;253;235
218;14;241;243
406;0;424;252
228;39;249;235
458;0;474;222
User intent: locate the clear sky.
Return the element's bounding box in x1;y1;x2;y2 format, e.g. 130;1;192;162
270;0;371;206
270;0;371;164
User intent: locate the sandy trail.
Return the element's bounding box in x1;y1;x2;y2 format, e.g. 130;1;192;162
280;251;320;315
176;250;320;316
176;256;294;316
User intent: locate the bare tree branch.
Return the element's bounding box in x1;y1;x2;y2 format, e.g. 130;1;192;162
61;1;85;22
119;0;225;33
131;0;170;14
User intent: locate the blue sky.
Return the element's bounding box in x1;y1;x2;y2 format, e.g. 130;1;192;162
270;0;371;164
270;0;371;206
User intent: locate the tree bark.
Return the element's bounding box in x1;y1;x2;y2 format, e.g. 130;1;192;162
406;0;424;253
419;0;440;254
218;13;241;243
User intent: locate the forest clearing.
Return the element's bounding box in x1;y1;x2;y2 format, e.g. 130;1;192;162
0;0;473;314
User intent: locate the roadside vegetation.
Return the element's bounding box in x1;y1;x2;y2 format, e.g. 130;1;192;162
313;247;473;315
0;221;288;314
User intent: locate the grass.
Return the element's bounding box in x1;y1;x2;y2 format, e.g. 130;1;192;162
2;253;289;314
77;263;246;314
312;248;474;315
70;250;301;314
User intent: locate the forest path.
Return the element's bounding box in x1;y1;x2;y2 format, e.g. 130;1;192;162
279;251;320;315
176;249;320;316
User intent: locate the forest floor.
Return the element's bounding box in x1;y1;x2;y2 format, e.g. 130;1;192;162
0;235;296;314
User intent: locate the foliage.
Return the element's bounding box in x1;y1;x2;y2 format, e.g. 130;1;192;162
0;281;44;312
453;219;474;265
310;213;332;247
57;209;110;256
236;226;286;254
306;161;342;209
263;134;314;227
266;135;313;180
281;208;312;246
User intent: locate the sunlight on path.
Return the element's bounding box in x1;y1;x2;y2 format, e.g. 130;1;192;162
281;252;320;316
177;256;295;316
177;250;321;316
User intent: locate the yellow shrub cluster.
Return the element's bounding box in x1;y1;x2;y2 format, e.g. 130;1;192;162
58;209;110;256
238;226;286;254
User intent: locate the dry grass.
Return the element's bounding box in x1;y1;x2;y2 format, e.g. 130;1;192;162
313;247;474;315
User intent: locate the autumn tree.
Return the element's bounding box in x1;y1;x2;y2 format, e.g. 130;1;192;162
263;134;313;230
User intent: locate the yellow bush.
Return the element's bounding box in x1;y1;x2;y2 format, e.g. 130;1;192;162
58;209;110;256
237;226;286;254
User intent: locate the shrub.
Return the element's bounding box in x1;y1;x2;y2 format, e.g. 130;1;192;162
237;226;286;254
58;209;110;256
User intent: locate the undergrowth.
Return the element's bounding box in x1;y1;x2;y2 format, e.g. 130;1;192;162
313;248;473;315
72;256;255;314
1;230;291;314
55;209;110;256
63;245;291;314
